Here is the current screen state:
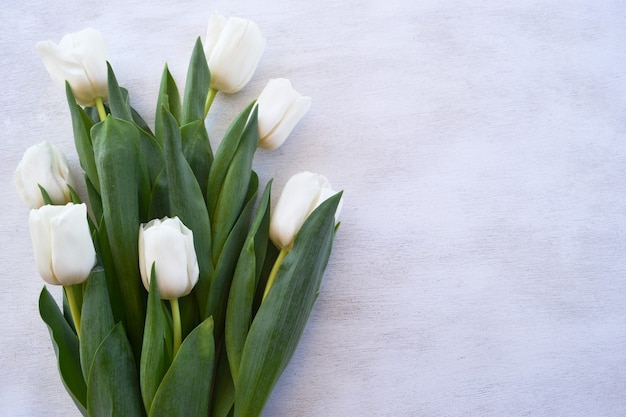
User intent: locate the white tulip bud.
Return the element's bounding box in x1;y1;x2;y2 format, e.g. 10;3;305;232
36;28;108;106
257;79;311;150
204;12;266;94
138;217;199;300
28;203;96;286
270;172;342;250
15;141;74;209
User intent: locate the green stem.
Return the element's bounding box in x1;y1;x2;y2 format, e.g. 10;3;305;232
170;298;182;357
203;87;217;118
64;285;82;337
94;96;107;121
262;248;289;301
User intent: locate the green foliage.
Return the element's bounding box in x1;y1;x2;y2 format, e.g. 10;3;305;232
38;38;340;417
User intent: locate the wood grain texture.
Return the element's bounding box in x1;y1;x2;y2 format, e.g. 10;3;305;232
1;0;626;416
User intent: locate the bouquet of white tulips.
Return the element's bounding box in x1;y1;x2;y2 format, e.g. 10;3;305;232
15;12;342;417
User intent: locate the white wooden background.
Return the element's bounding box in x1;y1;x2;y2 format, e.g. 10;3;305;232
2;0;626;416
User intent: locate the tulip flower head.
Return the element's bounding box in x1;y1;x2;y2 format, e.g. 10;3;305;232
36;28;108;107
257;78;311;150
15;141;74;209
270;172;342;250
28;203;96;286
204;12;266;94
139;217;199;300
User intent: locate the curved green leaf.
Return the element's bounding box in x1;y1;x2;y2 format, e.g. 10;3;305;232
79;268;114;382
181;120;213;202
39;287;87;416
66;83;99;195
149;317;215;417
181;37;210;125
87;323;144;417
225;181;271;383
92;116;146;359
106;62;133;122
140;266;173;413
210;105;259;264
233;193;342;417
205;172;257;329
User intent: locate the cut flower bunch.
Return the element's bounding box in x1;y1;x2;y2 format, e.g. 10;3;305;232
15;13;342;417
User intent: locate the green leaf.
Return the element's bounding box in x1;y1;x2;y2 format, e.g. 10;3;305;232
66;83;99;194
225;181;271;383
79;268;115;382
181;37;210;125
38;184;53;205
95;217;123;324
207;101;255;219
210;104;259;264
87;323;145;417
92;116;146;359
140;265;173;413
205;172;258;330
131;105;154;135
233;193;342;417
85;176;103;223
106;62;133;122
210;341;235;417
39;287;87;416
149;317;215;417
161;106;213;314
180;120;213;202
155;64;181;143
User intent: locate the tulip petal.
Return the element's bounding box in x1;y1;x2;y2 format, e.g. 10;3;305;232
15;141;72;208
257;79;300;138
269;172;323;249
36;28;108;106
207;17;266;93
49;204;96;285
29;207;59;285
259;95;311;150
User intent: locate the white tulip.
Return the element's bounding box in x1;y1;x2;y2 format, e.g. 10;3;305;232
15;141;74;209
29;203;96;286
204;12;266;94
257;79;311;150
36;28;108;106
270;172;342;250
138;217;199;300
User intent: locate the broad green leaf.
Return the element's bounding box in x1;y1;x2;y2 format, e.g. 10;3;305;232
79;268;114;382
233;193;342;417
140;266;173;414
148;169;170;221
95;217;123;324
161;106;213;314
87;323;144;417
131;105;153;135
207;101;255;219
205;172;257;329
85;176;103;223
210;105;259;264
66;83;99;194
181;120;213;202
181;37;210;125
136;127;163;223
155;65;181;143
149;317;215;417
39;287;87;416
92;116;146;359
225;181;271;383
210;341;235;417
106;62;133;122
